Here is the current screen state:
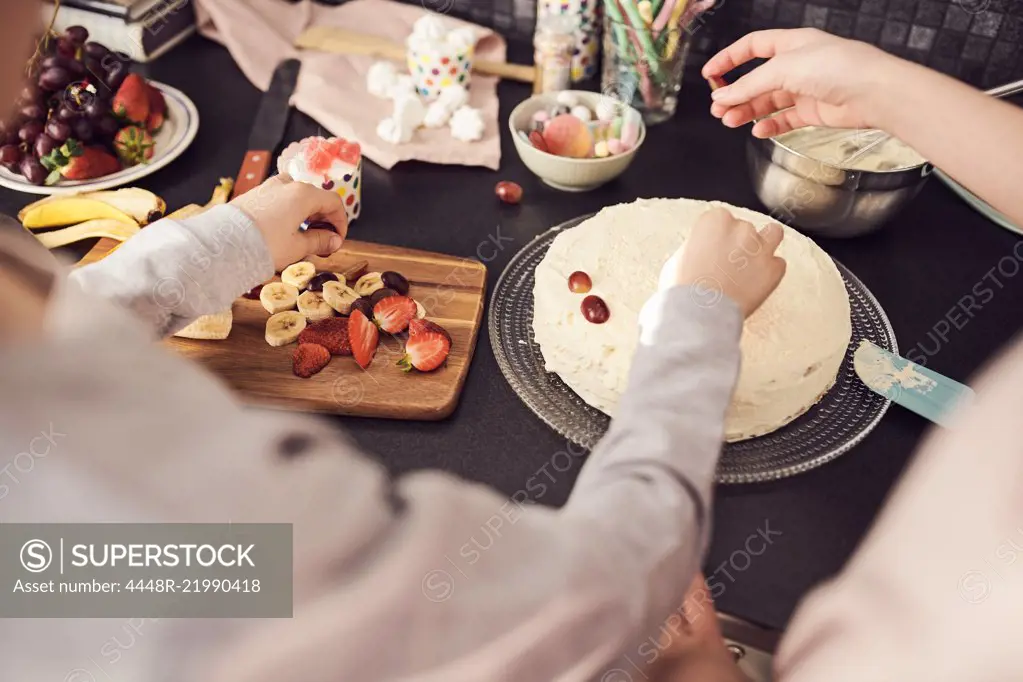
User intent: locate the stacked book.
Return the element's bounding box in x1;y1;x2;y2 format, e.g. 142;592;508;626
45;0;197;62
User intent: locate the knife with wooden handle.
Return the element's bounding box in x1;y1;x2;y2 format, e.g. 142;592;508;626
295;26;536;84
231;58;302;199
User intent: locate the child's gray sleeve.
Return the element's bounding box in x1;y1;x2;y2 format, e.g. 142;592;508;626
563;285;744;644
69;205;274;337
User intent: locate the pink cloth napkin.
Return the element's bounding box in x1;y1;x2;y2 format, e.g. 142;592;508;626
193;0;504;170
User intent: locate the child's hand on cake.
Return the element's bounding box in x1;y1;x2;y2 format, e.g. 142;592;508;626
673;207;786;318
231;174;349;271
703;28;903;138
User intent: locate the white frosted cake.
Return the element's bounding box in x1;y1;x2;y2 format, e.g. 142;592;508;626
532;198;852;442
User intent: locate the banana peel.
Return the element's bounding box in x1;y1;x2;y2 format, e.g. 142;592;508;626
20;197;138;230
18;188;165;227
208;178;233;206
165;178;234;221
166;204;205;220
34;219;141;249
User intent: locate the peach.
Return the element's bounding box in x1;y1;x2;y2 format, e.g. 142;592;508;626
542;114;593;158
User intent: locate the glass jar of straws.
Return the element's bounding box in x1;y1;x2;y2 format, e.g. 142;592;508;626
601;0;713;124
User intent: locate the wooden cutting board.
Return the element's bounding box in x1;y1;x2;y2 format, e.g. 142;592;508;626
80;238;486;420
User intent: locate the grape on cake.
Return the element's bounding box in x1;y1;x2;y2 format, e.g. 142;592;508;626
532;198;853;442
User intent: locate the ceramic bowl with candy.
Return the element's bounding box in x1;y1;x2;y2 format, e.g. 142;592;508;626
278;136;363;224
508;90;645;192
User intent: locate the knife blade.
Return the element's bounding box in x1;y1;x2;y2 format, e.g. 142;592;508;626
853;339;974;427
231;58;302;198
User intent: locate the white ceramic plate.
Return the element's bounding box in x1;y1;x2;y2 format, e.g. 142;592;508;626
0;81;199;195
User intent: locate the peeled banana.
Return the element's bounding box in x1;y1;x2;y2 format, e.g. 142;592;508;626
282;262;316;290
174;310;233;340
260;282;299;314
322;281;359;315
354;272;384;296
265;311;307;347
297;290;335;321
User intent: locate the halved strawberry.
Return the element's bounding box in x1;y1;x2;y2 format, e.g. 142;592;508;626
373;295;417;334
398;329;451;372
408;318;452;343
348;309;379;369
293;343;331;378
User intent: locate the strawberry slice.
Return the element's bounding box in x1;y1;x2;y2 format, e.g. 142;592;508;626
339;140;361;166
348;309;379;369
373;295;417;334
408;318;452;343
293;343;331;378
398;329;451;372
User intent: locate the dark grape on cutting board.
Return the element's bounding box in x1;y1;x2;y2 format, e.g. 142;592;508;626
306;272;339;292
380;271;410;296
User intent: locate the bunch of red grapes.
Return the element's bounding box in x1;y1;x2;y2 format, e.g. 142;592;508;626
0;26;128;185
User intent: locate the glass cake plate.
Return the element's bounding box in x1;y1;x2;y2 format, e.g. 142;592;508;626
490;215;898;484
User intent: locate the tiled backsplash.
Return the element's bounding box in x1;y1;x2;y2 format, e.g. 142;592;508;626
362;0;1023;87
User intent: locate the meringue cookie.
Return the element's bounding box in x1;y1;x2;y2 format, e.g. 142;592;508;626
386;74;416;99
412;15;448;42
376;118;403;144
377;91;427;144
446;26;476;51
423;85;470;127
395;91;426;129
367;61;398;98
449;105;484;142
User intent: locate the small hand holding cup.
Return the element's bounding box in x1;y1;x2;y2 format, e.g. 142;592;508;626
231;174;349;272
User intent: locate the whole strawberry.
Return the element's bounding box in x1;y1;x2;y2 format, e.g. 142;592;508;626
40;140;121;184
112;73;151;125
146;84;167;133
114;126;155;166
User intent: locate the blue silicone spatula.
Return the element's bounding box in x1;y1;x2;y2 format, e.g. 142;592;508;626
853;340;975;427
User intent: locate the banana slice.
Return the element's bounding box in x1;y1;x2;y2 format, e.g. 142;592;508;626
414;299;427;319
174;310;232;340
282;262;316;290
265;311;307;347
260;282;299;314
322;281;359;315
354;272;384;296
297;290;335;321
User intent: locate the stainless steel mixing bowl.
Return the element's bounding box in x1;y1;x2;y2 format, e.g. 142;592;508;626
747;134;932;237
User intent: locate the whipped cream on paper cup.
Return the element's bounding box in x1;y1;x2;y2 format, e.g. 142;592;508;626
406;15;476;101
278;137;363;224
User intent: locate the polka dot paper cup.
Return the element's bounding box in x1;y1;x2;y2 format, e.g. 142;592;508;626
407;43;474;101
278;137;363;224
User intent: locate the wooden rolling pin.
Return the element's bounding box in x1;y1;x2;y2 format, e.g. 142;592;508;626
295;25;536;84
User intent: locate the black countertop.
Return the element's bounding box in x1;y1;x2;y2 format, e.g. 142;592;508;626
4;35;1022;631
